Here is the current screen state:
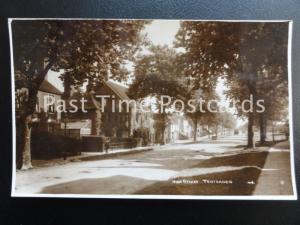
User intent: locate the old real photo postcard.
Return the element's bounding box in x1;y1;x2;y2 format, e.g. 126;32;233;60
9;19;297;200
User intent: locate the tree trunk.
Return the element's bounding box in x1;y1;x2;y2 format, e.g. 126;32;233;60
247;112;254;148
246;78;257;149
91;109;101;135
20;115;33;170
207;125;210;139
89;91;103;136
18;58;56;169
62;73;72;100
160;126;166;145
259;113;266;144
271;120;275;142
18;90;41;170
193;119;197;142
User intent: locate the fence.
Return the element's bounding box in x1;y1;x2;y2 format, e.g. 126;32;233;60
55;128;81;140
31;131;81;160
81;136;143;152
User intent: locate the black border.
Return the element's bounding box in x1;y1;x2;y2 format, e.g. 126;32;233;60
1;1;299;225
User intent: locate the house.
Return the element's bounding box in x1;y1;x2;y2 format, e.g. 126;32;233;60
93;81;133;138
153;113;193;144
66;80;155;141
15;79;62;122
35;79;63;133
36;79;63;120
94;80;155;139
15;78;63;132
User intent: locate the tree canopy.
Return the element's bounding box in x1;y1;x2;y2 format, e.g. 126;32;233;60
175;21;289;147
12;20;148;169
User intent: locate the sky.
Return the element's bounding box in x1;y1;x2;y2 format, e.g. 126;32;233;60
46;20;245;127
143;20;180;46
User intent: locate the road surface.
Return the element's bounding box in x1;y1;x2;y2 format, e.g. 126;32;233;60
15;134;294;196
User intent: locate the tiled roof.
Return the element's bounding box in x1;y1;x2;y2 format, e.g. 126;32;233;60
65;92;99;110
67;80;130;110
105;80;130;100
39;79;62;95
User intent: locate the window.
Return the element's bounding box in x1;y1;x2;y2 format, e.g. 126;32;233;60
45;94;55;113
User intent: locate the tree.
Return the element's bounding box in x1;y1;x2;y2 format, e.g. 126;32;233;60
219;111;237;135
255;66;289;143
182;87;218;142
128;45;184;144
12;20;148;169
175;21;289;148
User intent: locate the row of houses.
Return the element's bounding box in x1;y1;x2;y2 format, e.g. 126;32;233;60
16;74;194;145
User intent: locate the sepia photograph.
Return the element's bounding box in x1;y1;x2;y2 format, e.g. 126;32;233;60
9;19;297;199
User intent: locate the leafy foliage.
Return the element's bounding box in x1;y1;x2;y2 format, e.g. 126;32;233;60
12;20;149;168
175;21;289;145
175;21;289;115
128;45;184;99
13;19;148;107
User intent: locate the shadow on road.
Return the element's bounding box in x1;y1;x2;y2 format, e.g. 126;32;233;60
40;152;269;196
135;152;269;196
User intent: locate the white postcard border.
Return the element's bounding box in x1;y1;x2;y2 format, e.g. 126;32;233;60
8;18;297;200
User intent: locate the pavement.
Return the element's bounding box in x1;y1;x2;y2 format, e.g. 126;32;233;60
13;134;295;197
32;146;154;168
253;141;294;195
